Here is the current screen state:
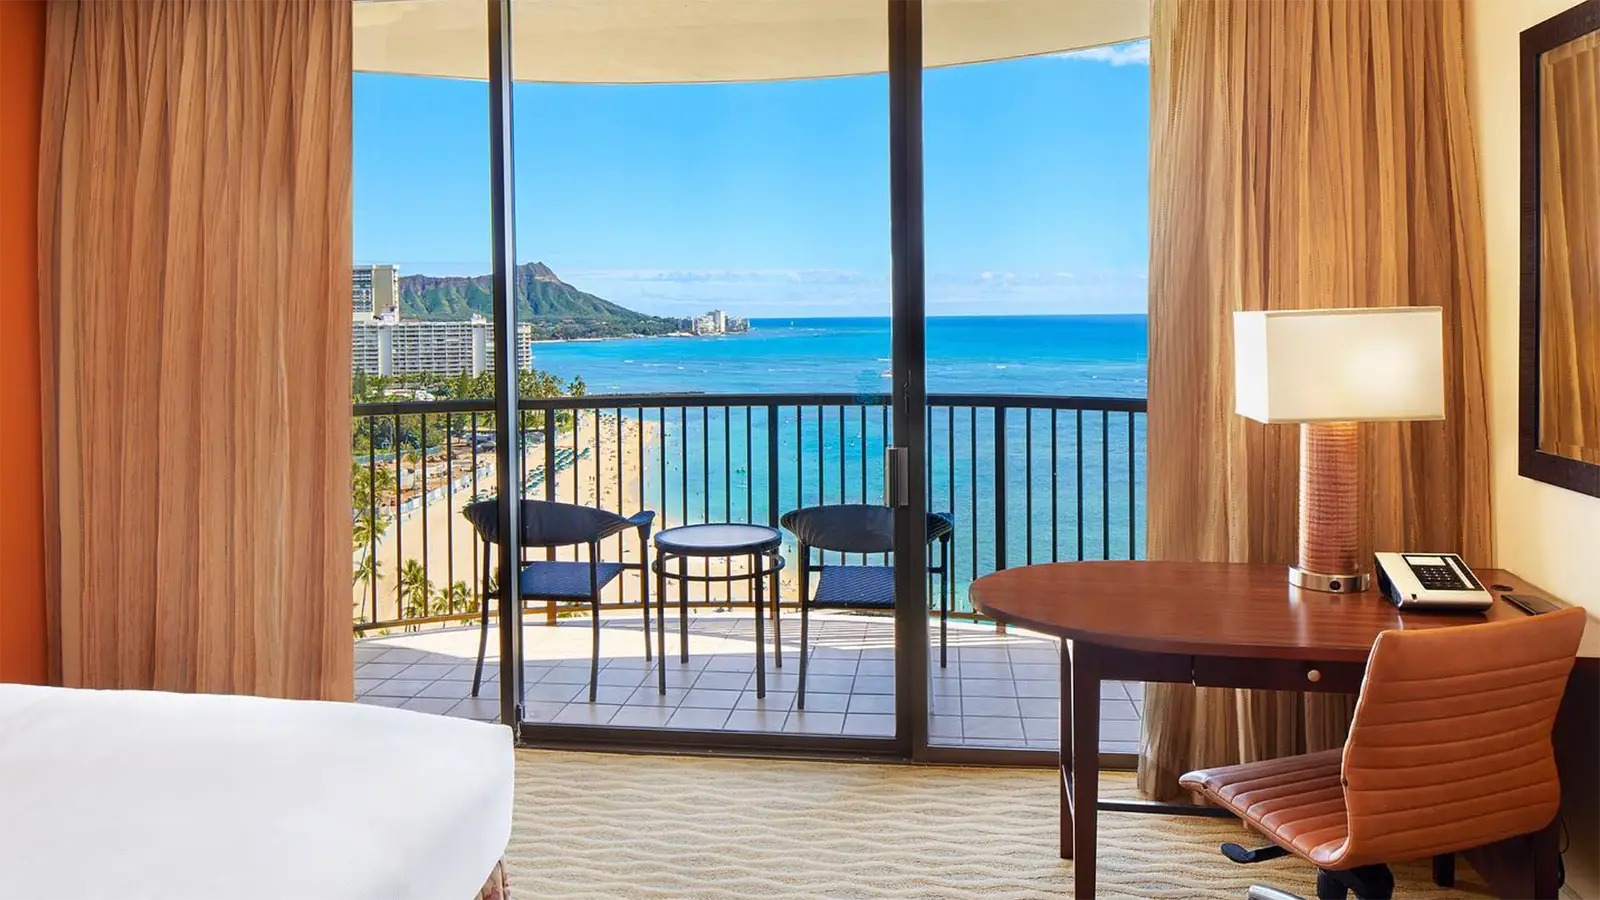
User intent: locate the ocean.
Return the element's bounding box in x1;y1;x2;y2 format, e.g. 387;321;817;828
528;315;1148;398
527;315;1149;607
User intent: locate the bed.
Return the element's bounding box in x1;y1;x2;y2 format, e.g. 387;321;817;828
0;684;513;899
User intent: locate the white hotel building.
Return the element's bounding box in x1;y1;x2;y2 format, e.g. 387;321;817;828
352;265;532;377
350;264;399;318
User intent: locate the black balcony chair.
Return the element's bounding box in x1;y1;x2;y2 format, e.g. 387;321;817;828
463;498;655;703
779;504;954;710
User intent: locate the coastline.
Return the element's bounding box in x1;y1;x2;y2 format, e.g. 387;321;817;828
354;412;660;627
528;329;750;345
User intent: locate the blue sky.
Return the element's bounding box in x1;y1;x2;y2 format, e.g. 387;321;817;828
353;41;1149;318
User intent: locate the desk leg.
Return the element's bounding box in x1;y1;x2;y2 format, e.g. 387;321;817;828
1463;818;1562;899
1531;818;1561;899
1070;641;1100;900
1059;639;1074;860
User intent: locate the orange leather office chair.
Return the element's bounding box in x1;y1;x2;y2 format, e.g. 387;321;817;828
1180;607;1587;900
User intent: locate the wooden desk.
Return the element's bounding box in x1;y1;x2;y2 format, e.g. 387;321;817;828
969;562;1600;900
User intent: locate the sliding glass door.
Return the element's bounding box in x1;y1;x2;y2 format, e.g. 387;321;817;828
499;0;915;753
917;11;1152;759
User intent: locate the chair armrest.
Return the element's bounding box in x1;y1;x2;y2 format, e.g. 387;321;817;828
625;510;656;539
589;509;657;542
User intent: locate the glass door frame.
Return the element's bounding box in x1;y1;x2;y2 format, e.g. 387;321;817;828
887;0;930;761
488;0;525;731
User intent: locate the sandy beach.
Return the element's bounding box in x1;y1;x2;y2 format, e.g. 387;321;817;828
355;411;655;626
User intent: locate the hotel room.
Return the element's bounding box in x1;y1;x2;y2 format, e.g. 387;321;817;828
1;1;1596;898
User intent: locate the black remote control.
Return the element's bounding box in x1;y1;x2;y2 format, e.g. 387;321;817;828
1503;593;1560;616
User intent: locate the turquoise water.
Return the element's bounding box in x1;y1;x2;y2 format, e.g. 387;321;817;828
530;315;1148;606
530;315;1147;398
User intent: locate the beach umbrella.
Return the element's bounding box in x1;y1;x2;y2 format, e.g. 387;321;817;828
355;0;1149;85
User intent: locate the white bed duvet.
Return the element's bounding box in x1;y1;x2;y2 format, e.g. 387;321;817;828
0;684;513;900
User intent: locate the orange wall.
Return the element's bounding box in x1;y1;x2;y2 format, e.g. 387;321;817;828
0;0;49;685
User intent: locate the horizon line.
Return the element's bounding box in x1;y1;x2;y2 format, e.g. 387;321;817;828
744;312;1148;320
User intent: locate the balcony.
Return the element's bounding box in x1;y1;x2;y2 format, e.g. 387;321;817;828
351;391;1146;752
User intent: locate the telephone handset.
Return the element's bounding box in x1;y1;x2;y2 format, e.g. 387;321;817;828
1373;552;1493;612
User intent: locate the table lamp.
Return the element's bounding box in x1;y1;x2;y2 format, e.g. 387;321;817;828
1233;307;1446;593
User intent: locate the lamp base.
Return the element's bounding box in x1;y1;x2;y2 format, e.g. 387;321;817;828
1288;566;1372;594
1296;421;1370;593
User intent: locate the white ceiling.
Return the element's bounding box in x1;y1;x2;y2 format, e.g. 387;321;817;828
354;0;1151;84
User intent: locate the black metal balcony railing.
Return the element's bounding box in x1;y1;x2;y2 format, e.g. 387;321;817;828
351;393;1146;635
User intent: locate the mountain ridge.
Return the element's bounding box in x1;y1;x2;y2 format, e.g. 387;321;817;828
398;262;680;340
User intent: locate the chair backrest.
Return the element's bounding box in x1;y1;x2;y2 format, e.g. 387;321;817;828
1340;606;1586;863
462;498;636;549
781;504;894;554
780;505;954;556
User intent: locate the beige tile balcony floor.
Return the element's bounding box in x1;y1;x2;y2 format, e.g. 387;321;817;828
354;611;1143;752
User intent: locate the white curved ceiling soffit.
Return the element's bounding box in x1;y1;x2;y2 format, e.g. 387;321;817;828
353;0;1151;84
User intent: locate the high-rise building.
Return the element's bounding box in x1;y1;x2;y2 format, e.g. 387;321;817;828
351;266;374;317
352;312;533;377
351;264;400;320
685;309;743;335
372;264;400;317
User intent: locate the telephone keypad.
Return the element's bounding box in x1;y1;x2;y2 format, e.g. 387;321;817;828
1412;564;1467;591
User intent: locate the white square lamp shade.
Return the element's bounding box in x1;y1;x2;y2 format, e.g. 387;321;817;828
1234;307;1446;424
1231;307;1447;593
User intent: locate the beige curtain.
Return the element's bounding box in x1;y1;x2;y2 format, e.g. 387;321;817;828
1538;32;1600;466
38;0;353;699
1139;0;1491;799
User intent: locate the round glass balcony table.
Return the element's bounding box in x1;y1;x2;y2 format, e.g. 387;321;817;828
651;524;785;698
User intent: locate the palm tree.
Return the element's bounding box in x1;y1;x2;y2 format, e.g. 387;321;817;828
352;460;396;513
351;552;379;623
399;559;436;623
351;511;389;621
352;509;390;551
441;580;476;615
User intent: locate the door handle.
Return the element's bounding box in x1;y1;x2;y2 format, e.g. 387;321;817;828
885;446;909;507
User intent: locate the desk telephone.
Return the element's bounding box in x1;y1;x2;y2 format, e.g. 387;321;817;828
1373;552;1494;611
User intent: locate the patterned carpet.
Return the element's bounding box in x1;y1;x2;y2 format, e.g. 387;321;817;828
505;749;1492;899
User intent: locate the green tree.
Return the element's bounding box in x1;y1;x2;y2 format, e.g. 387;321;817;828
353;362;587;629
351;460;396;514
400;559;436;622
441;580;477;615
350;458;397;622
352;550;380;623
